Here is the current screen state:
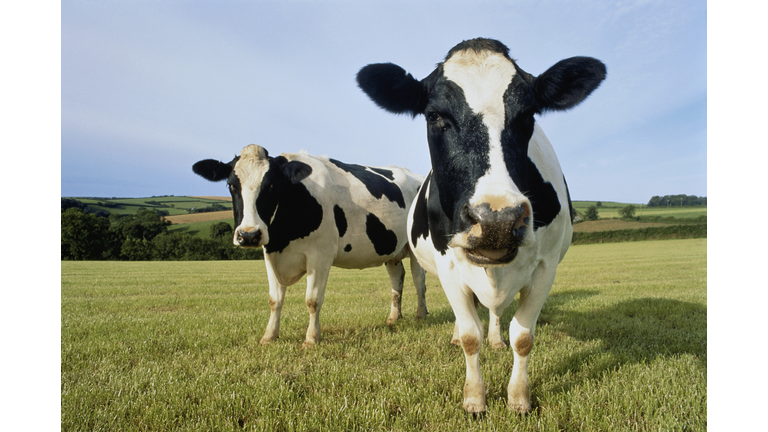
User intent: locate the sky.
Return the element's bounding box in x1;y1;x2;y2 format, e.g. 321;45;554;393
60;0;707;204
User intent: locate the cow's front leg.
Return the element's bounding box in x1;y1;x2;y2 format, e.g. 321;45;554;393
303;265;331;348
446;287;486;413
260;264;287;345
385;259;405;324
507;265;556;413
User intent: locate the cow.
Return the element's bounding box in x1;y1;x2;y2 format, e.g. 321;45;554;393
192;144;428;348
356;38;605;413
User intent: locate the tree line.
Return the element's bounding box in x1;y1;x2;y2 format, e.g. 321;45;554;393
647;195;706;207
61;199;262;261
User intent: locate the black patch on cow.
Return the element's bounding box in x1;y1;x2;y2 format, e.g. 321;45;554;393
369;167;395;180
365;213;398;256
329;158;406;209
410;171;431;248
334;205;348;237
499;75;562;230
524;159;561;230
255;157;323;254
425;177;452;254
423;78;491;223
344;244;352;252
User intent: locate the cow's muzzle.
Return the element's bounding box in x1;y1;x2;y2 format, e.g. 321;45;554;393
461;202;530;266
235;227;264;247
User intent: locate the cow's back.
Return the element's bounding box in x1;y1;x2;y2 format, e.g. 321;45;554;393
284;152;423;269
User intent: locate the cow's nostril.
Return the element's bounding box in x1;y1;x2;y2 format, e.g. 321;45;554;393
237;229;262;245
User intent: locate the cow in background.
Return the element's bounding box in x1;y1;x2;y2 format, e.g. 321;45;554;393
357;38;605;413
193;144;427;348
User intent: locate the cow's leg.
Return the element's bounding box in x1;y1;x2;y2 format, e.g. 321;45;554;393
302;264;332;348
507;264;557;413
488;309;506;349
409;256;429;320
385;259;406;324
260;263;288;345
443;282;486;412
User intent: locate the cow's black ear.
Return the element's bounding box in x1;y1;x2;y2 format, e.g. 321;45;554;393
281;161;313;184
533;57;606;113
192;159;232;182
357;63;426;117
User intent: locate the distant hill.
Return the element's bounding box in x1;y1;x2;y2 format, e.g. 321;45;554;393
62;196;232;218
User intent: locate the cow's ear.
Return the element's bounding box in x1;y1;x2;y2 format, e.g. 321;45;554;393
357;63;426;117
192;159;232;182
533;57;606;113
281;161;313;184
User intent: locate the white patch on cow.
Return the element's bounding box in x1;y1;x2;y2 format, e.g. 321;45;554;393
443;50;533;249
233;144;273;246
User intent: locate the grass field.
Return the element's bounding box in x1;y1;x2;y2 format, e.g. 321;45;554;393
572;201;707;220
61;239;706;431
67;196;232;216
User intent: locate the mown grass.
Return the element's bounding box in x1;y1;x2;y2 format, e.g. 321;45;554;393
61;239;706;431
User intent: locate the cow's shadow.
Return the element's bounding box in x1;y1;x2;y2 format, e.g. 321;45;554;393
422;289;706;399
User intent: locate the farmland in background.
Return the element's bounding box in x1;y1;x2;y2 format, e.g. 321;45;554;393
61;238;706;431
571;201;707;220
70;196;232;217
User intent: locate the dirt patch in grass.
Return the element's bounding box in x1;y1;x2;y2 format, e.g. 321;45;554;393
573;219;669;232
164;211;232;224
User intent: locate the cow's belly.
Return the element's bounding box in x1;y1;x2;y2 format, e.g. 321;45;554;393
331;235;408;269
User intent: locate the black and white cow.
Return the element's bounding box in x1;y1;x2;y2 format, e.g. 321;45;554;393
357;38;605;413
192;144;428;348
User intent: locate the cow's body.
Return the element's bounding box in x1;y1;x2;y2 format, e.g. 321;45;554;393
357;38;605;413
193;145;427;347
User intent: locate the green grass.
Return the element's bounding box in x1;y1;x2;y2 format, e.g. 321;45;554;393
572;201;707;220
61;239;706;431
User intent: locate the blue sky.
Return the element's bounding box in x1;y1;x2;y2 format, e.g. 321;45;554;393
60;0;706;204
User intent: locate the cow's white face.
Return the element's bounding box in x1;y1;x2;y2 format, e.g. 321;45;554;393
230;144;272;247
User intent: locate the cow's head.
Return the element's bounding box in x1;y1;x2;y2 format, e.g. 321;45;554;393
192;144;313;248
357;38;605;266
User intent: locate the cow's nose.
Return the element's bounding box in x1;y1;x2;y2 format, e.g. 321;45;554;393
465;202;530;249
236;228;262;246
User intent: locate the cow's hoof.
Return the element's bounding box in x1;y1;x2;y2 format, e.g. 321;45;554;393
489;339;507;350
508;400;532;414
259;337;275;345
301;340;316;349
386;315;401;325
463;399;486;413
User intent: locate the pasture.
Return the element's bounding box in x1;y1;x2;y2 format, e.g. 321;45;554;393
68;196;232;217
61;239;706;431
572;201;707;220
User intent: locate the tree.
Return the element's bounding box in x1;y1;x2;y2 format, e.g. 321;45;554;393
619;204;637;219
210;221;234;242
585;206;599;221
61;208;110;260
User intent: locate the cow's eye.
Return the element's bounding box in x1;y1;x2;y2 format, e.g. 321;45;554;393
427;111;440;124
